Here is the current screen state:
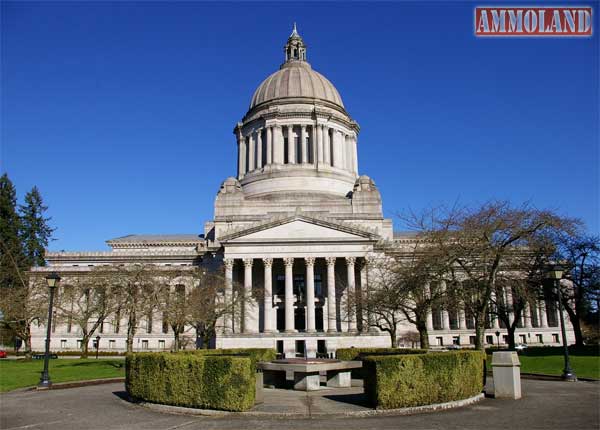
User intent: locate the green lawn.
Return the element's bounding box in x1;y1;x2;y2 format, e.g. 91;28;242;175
0;358;125;392
487;346;600;380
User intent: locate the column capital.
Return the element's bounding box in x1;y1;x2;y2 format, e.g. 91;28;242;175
284;257;294;267
243;258;253;268
262;257;273;268
325;256;337;266
224;258;234;270
305;257;315;267
345;256;356;266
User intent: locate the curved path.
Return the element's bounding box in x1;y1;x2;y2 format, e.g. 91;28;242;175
1;379;598;430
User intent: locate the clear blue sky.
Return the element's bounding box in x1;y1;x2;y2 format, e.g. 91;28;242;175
2;1;598;251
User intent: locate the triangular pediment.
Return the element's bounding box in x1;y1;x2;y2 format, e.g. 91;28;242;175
219;214;379;243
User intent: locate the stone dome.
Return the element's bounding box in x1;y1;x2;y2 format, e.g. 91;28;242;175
250;61;344;110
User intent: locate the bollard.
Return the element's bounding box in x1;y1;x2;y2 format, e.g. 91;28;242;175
492;351;521;399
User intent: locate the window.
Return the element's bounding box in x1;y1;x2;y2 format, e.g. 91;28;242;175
436;336;444;346
60;339;67;349
552;334;559;343
109;340;116;350
536;334;544;344
146;313;153;334
158;340;165;350
92;339;99;349
469;336;476;345
276;340;284;358
503;335;509;343
141;340;149;350
452;336;460;345
314;274;322;297
295;340;305;357
275;275;285;296
519;334;527;344
99;322;104;334
77;340;83;349
486;335;494;344
432;307;443;330
449;312;459;330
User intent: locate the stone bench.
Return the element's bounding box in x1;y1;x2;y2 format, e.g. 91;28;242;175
257;359;362;391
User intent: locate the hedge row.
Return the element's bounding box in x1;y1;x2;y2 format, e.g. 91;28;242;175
363;350;485;409
126;352;255;411
183;348;277;368
336;348;427;379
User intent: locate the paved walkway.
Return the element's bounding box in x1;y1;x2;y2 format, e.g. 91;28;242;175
1;379;598;429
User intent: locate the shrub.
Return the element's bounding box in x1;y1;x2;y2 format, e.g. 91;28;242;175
126;352;255;411
336;348;427;379
363;350;485;409
183;348;276;368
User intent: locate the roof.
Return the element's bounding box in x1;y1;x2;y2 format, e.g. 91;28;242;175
107;234;204;244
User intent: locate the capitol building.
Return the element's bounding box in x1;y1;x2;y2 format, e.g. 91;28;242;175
31;27;572;356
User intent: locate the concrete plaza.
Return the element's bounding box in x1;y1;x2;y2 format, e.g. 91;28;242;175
1;378;598;429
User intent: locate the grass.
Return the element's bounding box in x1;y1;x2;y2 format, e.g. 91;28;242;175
486;346;600;380
0;358;125;392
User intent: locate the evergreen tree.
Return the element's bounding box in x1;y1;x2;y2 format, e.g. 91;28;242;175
0;173;25;288
19;186;54;267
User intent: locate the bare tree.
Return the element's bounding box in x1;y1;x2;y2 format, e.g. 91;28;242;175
103;264;162;353
56;271;119;357
0;274;47;357
555;234;600;346
408;201;579;350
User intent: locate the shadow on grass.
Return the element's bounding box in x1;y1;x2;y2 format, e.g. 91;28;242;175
520;346;600;357
68;361;124;369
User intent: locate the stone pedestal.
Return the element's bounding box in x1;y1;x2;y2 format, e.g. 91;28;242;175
294;371;321;391
326;369;351;388
492;351;521;399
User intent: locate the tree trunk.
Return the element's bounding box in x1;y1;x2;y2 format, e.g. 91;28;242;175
173;331;180;352
565;303;584;347
24;325;32;358
474;319;485;350
126;312;136;353
506;325;516;350
390;332;397;348
81;332;89;358
415;318;429;349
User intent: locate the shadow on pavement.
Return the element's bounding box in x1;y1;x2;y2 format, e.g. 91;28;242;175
322;391;370;408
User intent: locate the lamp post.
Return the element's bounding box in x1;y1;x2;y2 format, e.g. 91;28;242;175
39;272;60;389
95;335;101;359
495;330;500;349
546;265;577;382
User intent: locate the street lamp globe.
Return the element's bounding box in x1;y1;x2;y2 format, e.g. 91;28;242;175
45;272;61;288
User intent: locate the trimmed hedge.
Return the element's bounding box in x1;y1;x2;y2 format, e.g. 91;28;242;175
336;348;427;379
126;352;255;411
363;350;485;409
183;348;277;368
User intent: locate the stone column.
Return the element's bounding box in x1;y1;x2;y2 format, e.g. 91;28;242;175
273;125;284;164
247;134;255;172
326;257;337;332
266;127;273;165
352;136;358;174
256;130;263;169
305;257;316;333
505;287;514;326
237;134;246;178
243;259;256;334
263;258;274;333
360;259;370;332
323;126;331;165
317;124;324;164
346;257;357;333
284;257;295;332
539;299;548;328
300;125;308;164
224;258;234;334
424;282;434;331
287;125;295;164
459;306;467;330
332;130;343;169
340;133;347;170
524;303;532;328
440;281;450;330
310;126;317;164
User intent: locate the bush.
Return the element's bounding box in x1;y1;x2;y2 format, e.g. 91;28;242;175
336;348;427;379
126;352;255;411
183;348;277;368
363;350;485;409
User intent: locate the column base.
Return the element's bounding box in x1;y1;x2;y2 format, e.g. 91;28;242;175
306;329;317;333
284;329;298;333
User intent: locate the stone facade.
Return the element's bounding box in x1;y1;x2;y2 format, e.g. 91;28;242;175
30;27;574;355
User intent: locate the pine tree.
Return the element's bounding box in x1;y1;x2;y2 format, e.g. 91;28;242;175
0;173;25;288
19;186;54;267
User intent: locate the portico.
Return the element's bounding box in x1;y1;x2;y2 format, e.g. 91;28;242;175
219;214;377;337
